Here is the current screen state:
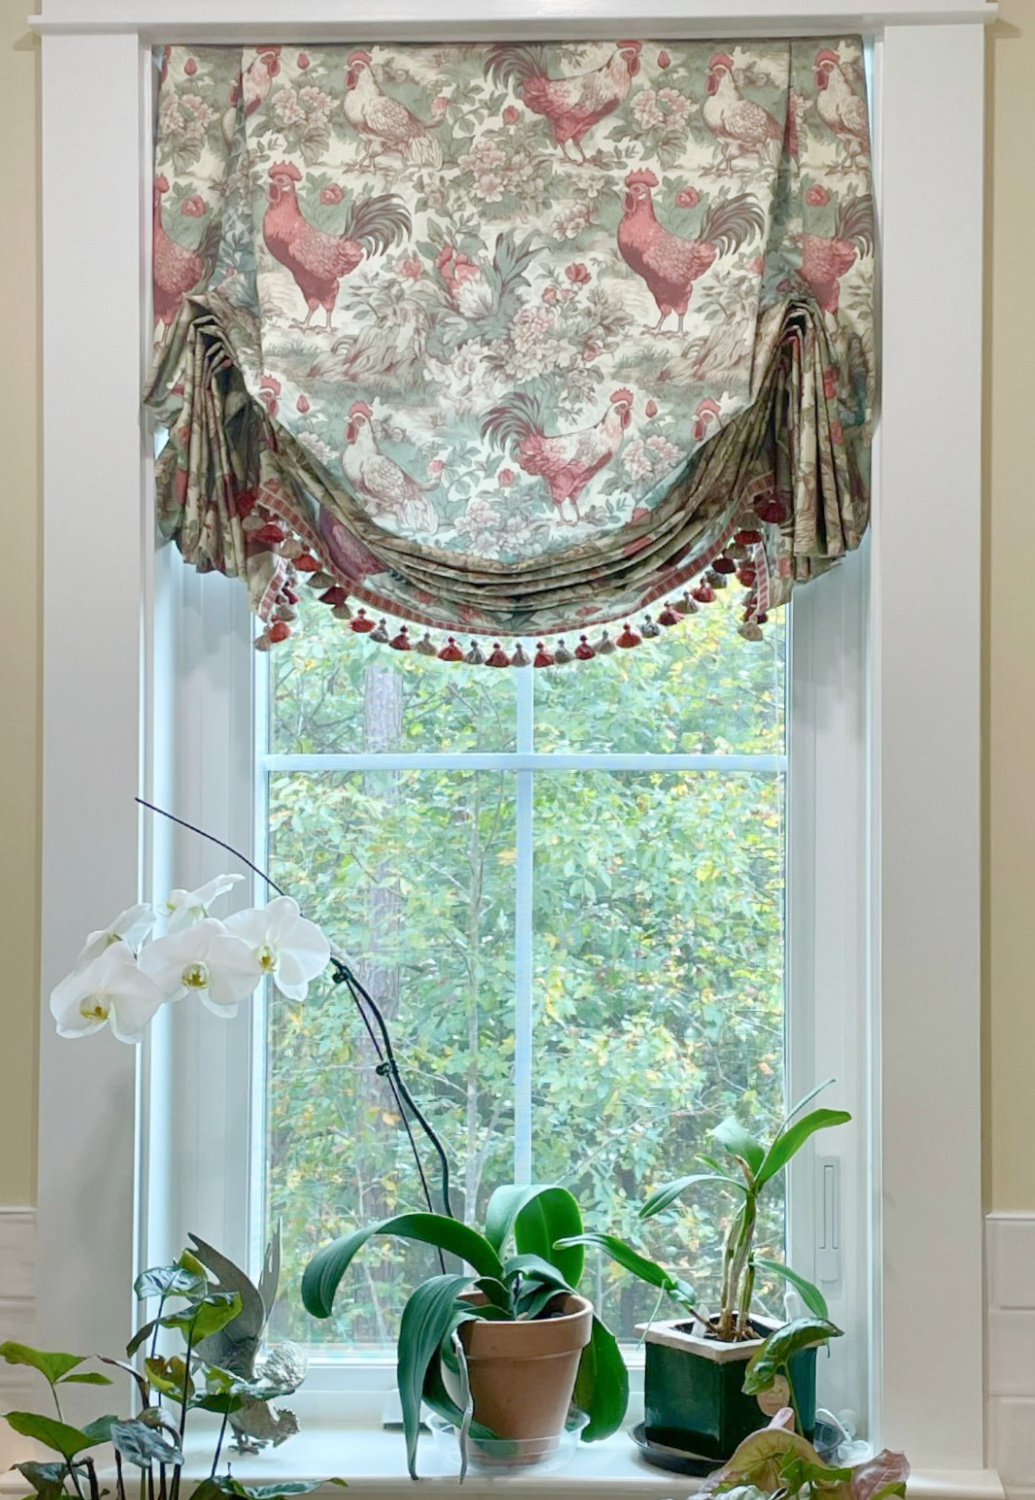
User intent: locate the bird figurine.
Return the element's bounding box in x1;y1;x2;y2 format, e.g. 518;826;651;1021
189;1229;308;1453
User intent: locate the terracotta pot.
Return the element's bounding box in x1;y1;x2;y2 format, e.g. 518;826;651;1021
445;1291;593;1445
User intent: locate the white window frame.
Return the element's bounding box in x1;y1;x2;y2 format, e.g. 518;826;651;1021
34;0;990;1487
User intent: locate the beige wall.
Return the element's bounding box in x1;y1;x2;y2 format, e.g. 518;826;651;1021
0;4;1032;1209
0;0;39;1206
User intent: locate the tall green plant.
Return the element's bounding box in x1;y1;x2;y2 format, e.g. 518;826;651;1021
301;1183;628;1479
560;1085;850;1342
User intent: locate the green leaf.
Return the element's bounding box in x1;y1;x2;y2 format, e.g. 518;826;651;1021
162;1291;242;1342
2;1413;108;1461
712;1118;766;1178
396;1274;476;1480
556;1233;695;1312
110;1419;183;1469
0;1345;85;1387
228;1485;344;1500
755;1110;852;1188
59;1372;113;1386
510;1187;584;1288
302;1214;502;1320
99;1356;150;1408
639;1173;746;1220
79;1416;119;1448
144;1355;193;1400
135;1263;208;1301
742;1317;843;1395
125;1320;159;1358
572;1316;628;1441
698;1426;830;1497
13;1461;74;1500
753;1258;829;1319
780;1079;835;1131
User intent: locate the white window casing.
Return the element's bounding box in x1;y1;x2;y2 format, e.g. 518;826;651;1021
34;0;991;1488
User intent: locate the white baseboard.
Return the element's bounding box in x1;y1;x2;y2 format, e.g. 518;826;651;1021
0;1207;37;1473
987;1214;1035;1494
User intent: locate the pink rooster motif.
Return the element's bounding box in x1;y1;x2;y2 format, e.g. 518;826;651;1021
342;401;440;536
486;41;642;164
482;389;634;526
618;170;765;334
801;192;874;314
263;163;411;333
702;52;783;173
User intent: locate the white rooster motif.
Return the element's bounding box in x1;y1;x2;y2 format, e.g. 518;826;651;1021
814;47;870;168
342;401;440;535
702;52;783;173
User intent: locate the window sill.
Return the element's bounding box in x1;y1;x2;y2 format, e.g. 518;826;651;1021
3;1430;1001;1500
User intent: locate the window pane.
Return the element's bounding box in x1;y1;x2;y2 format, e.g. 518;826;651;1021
533;605;786;756
531;769;786;1339
265;768;517;1347
270;595;517;755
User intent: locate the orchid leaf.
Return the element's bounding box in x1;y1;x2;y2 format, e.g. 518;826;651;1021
396;1274;477;1480
712;1118;766;1177
572;1315;628;1441
302;1213;502;1319
484;1185;584;1287
556;1232;695;1311
755;1110;851;1188
639;1173;745;1220
753;1258;829;1319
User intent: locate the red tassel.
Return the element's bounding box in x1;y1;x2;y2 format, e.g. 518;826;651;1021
713;556;737;575
755;498;789;524
389;627;411;651
534;642;554;667
438;637;464;661
319;586;348;607
268;620;291;644
235;489;258;517
575;635;595;660
692;581;716;604
734;529;763;546
486;643;510;668
616;622;641;648
294;553;322;573
351;610;376;633
657;605;681;627
737;567;757;587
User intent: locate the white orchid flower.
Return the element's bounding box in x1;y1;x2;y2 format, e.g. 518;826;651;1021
163;874;244;933
226;897;331;1001
50;942;166;1044
140;918;262;1017
75;902;155;968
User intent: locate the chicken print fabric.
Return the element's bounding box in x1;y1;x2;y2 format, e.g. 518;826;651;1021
146;39;875;657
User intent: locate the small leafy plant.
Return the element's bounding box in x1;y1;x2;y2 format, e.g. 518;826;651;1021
561;1083;850;1344
699;1415;908;1500
2;1246;339;1500
301;1183;629;1479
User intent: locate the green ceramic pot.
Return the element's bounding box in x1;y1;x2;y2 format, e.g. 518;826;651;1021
638;1318;818;1462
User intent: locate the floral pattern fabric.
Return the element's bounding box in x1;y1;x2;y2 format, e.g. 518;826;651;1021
146;39;874;655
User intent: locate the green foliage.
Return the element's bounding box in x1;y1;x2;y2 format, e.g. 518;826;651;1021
301;1182;627;1476
699;1423;909;1500
1;1412;116;1462
742;1318;843;1397
264;592;790;1348
0;1346;92;1388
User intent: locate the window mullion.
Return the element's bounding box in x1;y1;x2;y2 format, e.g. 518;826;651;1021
514;670;534;1185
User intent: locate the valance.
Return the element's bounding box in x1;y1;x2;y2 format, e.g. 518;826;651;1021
146;39;874;662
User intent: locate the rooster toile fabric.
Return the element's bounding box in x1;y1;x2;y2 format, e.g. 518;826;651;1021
146;39;875;661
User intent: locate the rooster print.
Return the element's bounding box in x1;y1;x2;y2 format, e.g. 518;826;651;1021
263;163;410;332
482;390;634;526
619;172;765;333
486;41;642;163
151;38;875;639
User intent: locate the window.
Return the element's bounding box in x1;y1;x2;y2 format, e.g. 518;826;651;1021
256;595;789;1352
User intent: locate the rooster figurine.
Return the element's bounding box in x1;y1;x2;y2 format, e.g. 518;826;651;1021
343;401;440;535
618;170;765;334
263;163;411;333
482;389;634;526
189;1229;307;1454
702;52;783;173
343;50;444;169
486;42;642;164
814;48;870;168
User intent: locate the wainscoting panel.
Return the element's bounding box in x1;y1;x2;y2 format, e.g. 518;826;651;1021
0;1208;36;1472
988;1214;1035;1496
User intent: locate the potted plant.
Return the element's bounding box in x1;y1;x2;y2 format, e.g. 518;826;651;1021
1;1243;335;1500
699;1409;908;1500
301;1183;629;1478
559;1087;850;1461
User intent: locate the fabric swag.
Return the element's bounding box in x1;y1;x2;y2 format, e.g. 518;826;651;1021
147;38;875;662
